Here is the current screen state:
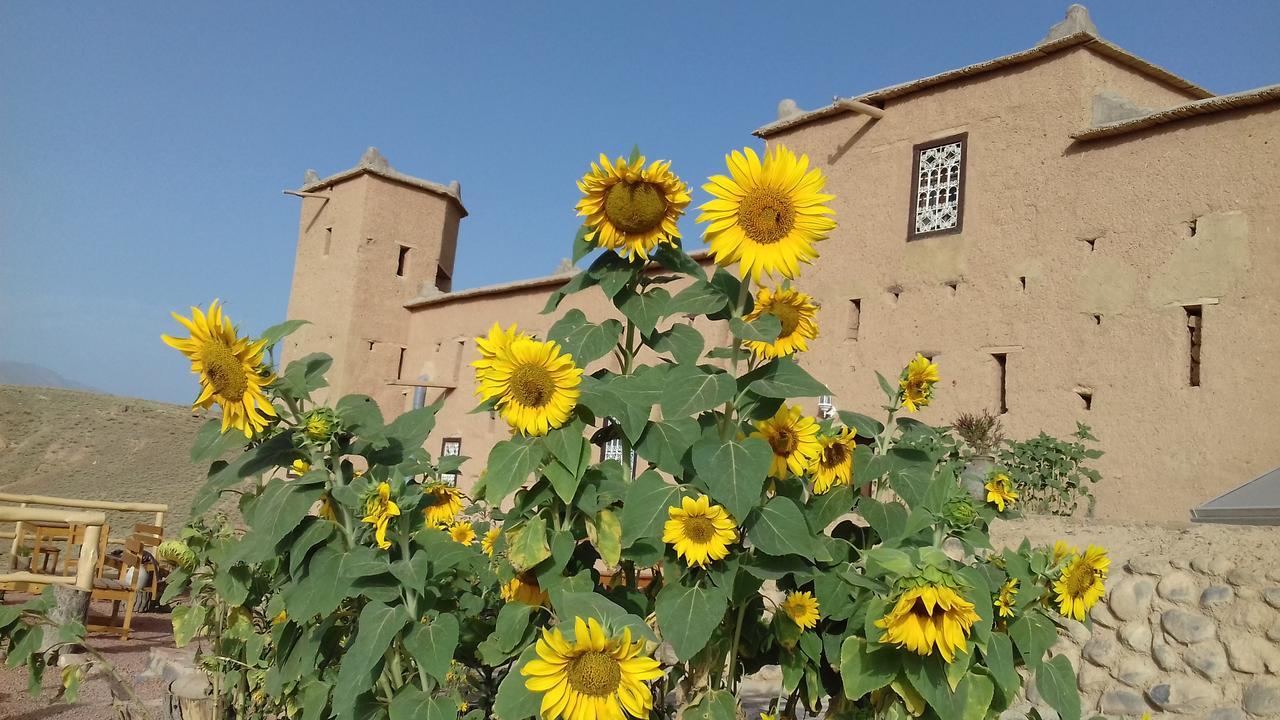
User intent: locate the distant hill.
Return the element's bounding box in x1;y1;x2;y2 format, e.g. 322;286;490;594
0;385;211;541
0;361;97;392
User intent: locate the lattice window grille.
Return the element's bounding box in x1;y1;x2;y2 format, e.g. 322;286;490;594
914;141;963;234
600;418;636;474
440;438;461;486
601;417;626;463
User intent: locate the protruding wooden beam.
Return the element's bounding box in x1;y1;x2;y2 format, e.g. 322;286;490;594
835;98;886;119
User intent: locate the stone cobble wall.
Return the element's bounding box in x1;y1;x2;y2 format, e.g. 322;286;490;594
1043;554;1280;719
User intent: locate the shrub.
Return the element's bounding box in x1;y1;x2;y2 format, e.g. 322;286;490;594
952;410;1005;457
997;423;1103;516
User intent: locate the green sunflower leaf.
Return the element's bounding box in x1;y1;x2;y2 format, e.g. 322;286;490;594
729;314;781;343
692;436;772;521
647;323;705;364
740;358;830;399
1035;655;1081;720
659;366;735;419
748;496;825;559
655;580;730;661
507;516;551;572
668;280;729;317
483;436;546;504
615;286;671;335
402;613;460;686
619;470;683;548
840;636;900;700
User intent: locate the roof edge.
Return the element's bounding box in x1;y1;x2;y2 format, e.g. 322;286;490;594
297;149;468;216
406;249;714;309
1072;83;1280;141
754;33;1213;138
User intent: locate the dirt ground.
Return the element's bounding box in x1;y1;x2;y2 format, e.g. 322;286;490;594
1;517;1277;718
0;596;172;720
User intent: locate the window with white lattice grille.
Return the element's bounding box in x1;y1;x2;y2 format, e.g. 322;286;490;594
909;134;967;240
599;418;636;474
440;438;462;486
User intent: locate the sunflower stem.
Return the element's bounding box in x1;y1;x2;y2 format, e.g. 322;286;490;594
718;278;753;441
725;601;748;694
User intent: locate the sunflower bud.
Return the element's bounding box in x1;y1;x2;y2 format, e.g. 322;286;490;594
156;539;197;571
943;494;978;529
302;408;338;441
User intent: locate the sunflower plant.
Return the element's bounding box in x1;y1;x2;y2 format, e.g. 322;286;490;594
1;146;1109;720
473;146;1106;720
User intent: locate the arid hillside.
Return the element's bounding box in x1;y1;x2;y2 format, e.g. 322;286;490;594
0;385;209;537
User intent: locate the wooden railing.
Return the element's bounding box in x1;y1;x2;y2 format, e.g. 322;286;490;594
0;492;168;557
0;506;105;592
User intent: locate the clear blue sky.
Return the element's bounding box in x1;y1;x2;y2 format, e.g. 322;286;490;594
2;2;1276;404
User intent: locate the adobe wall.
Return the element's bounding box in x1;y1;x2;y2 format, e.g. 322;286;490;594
319;46;1279;521
759;47;1280;520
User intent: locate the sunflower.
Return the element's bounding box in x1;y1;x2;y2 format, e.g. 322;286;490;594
482;527;501;557
576;154;691;261
162;300;277;438
1051;540;1078;565
698;144;836;283
474;333;583;436
448;521;476;546
662;495;738;568
898;354;940;412
291;459;310;476
876;584;981;663
752;405;821;478
474;322;527;382
422;484;464;527
994;578;1018;619
780;591;821;630
502;572;550;607
984;472;1018;512
1053;545;1109;621
742;287;820;359
361;482;400;551
809;427;856;494
522;617;663;720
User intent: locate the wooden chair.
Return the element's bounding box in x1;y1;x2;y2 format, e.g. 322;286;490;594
30;522;73;574
116;523;164;611
89;536;146;638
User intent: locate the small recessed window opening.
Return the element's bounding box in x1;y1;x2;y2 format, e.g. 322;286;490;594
396;245;411;277
1092;314;1102;325
367;340;375;351
1083;238;1096;251
945;280;959;295
847;299;862;340
1075;388;1093;411
396;347;406;380
888;286;902;303
993;353;1008;414
1186;219;1198;237
1018;276;1027;291
1185;305;1202;387
323;226;333;256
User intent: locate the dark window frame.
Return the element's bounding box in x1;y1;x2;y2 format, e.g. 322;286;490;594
907;132;968;241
